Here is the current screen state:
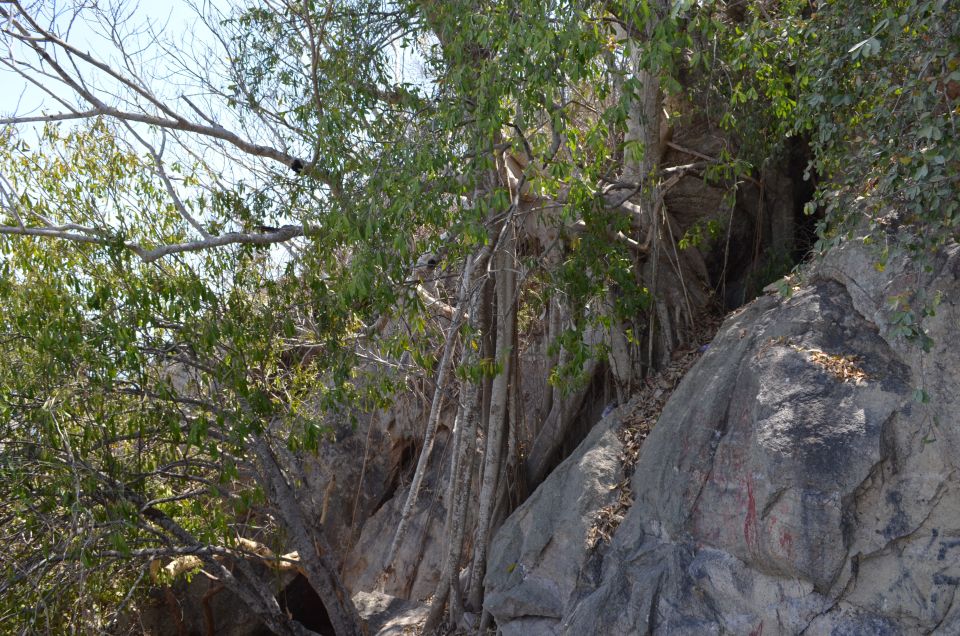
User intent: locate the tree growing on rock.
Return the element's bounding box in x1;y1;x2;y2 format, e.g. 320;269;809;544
5;0;947;633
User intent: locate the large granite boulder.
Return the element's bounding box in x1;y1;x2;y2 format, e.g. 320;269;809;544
485;241;960;634
484;417;622;635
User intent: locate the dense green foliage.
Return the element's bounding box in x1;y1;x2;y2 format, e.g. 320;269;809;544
709;0;960;255
801;0;959;259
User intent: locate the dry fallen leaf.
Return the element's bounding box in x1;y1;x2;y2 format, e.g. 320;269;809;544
586;316;720;549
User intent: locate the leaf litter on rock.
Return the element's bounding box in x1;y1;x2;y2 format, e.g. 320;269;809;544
586;316;721;550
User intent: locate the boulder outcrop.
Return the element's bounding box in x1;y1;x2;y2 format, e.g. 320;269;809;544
485;241;960;634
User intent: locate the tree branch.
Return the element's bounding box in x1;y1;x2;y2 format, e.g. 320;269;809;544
0;223;304;262
0;3;331;182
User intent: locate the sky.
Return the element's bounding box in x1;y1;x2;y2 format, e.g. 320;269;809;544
0;1;218;119
0;1;259;269
1;1;429;121
0;0;435;276
0;0;432;222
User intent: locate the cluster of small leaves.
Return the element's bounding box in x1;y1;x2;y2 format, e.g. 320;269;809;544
885;290;941;351
701;0;959;259
686;0;811;163
797;0;960;259
0;240;229;628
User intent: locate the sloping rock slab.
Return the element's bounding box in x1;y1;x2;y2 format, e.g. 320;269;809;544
483;416;622;635
486;242;960;634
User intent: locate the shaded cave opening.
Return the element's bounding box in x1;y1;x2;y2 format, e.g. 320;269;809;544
524;136;821;498
706;135;821;311
277;574;335;636
372;435;419;518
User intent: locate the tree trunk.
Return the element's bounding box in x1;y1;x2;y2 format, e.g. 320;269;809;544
524;356;600;487
251;437;366;636
467;220;517;609
382;248;488;576
423;348;481;633
610;18;668;395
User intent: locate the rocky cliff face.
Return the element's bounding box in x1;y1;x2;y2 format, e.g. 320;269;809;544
485;240;960;634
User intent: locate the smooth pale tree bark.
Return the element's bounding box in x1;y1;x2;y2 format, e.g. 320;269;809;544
524;354;601;487
381;247;490;578
467;217;517;609
422;321;482;633
608;15;668;398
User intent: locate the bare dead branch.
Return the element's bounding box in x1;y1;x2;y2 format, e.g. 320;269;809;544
0;222;304;262
136;224;304;262
0;2;328;182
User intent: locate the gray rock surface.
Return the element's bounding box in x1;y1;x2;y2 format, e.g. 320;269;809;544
485;241;960;634
340;394;455;600
484;417;622;635
353;590;428;635
342;470;449;600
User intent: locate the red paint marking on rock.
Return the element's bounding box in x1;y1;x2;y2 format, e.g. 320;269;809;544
744;478;758;548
